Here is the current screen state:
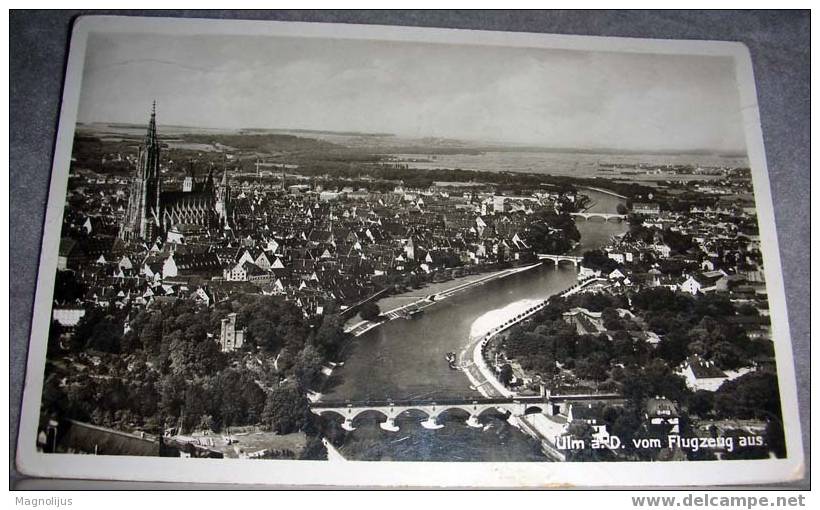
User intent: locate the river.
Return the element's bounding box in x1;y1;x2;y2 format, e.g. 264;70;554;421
320;189;628;461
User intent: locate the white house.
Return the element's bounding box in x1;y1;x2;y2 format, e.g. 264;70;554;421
608;268;626;280
255;251;273;270
607;252;625;264
680;356;728;392
679;275;704;295
680;271;727;295
118;255;133;270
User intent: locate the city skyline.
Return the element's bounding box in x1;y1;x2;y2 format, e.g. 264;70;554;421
78;31;748;154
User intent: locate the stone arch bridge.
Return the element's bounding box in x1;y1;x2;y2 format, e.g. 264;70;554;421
310;394;621;432
569;212;627;222
537;254;584;267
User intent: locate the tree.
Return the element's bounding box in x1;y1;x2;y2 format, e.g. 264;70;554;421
498;363;514;386
608;406;642;446
53;270;87;304
71;307;104;352
714;371;782;420
159;373;186;424
601;308;625;331
312;315;346;358
215;368;266;428
359;302;381;321
247;318;281;352
611;331;637;362
166;331;190;376
292;345;325;389
621;360;689;409
299;434;328;460
662;229;693;255
581;250;619;274
574;354;609;383
85;318;122;353
263;383;308;434
712;340;746;370
139;312;164;354
657;329;691;366
41;373;67;416
686;390;714;418
523;211;579;254
47;321;64;357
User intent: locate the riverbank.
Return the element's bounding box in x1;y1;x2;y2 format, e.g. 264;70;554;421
457;275;593;459
317;188;628;460
344;262;542;337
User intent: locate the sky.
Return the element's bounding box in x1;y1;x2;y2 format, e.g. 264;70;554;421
77;31;748;154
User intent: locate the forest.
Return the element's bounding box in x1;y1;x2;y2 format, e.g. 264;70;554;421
42;294;347;443
499;286;782;460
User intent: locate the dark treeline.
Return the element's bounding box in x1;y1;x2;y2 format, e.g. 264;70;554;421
43;295;347;439
499;287;782;460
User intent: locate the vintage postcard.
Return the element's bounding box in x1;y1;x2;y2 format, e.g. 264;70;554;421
16;16;804;487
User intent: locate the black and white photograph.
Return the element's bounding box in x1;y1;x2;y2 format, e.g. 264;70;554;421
14;15;806;487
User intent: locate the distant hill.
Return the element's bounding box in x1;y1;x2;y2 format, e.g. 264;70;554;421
75;122;745;159
178;133;342;154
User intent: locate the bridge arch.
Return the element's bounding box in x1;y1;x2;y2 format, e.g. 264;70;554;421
350;408;390;425
434;407;471;421
474;405;514;418
313;409;349;421
523;405;545;415
394;407;433;420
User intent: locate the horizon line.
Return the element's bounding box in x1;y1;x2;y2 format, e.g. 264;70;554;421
75;120;749;159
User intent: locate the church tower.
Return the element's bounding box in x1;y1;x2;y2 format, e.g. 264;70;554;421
215;169;231;228
120;102;162;241
183;162;194;192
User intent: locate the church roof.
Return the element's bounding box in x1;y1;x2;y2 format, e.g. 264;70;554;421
161;190;214;208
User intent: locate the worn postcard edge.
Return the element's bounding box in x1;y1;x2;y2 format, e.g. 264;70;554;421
15;15;805;487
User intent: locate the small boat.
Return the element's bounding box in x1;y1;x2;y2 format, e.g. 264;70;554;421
445;352;458;369
407;309;424;319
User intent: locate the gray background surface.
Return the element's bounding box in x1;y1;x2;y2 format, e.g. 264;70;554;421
9;10;810;489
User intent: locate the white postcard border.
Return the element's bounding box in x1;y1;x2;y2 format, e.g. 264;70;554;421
15;15;805;487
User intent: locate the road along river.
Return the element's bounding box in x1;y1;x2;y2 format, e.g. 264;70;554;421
320;190;627;461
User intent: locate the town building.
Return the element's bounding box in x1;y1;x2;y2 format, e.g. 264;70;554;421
632;202;660;215
219;312;245;352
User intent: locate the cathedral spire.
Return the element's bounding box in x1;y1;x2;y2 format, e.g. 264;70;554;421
206;163;214;190
145;100;158;150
